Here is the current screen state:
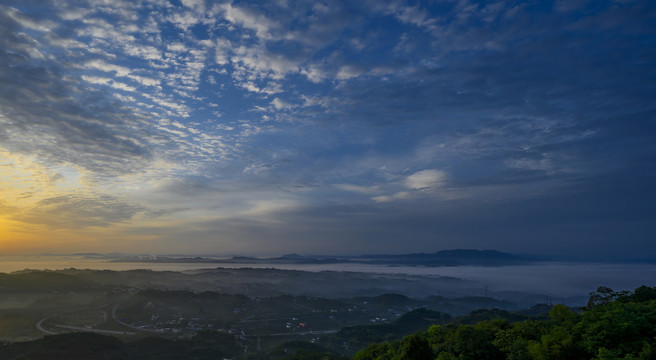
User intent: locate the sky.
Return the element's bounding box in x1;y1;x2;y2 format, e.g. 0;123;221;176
0;0;654;258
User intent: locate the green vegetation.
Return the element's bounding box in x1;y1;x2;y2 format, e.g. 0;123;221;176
0;271;95;292
353;286;656;360
322;308;451;353
1;286;654;359
244;341;348;360
0;330;244;360
0;332;130;360
1;269;653;359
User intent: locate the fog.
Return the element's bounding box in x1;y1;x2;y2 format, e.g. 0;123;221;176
1;256;653;299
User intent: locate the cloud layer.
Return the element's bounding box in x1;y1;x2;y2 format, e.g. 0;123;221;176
0;0;654;257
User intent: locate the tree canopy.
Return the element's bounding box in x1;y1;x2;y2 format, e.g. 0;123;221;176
354;286;656;360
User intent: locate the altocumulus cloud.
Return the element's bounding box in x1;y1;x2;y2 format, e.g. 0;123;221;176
0;8;153;176
0;0;653;257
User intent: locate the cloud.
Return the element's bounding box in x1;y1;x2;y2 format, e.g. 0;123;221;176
16;195;145;228
124;44;162;61
404;169;447;190
366;169;448;203
230;45;302;80
84;59;132;77
127;74;160;87
335;184;379;194
81;75;113;85
336;65;363;80
245;199;301;219
108;81;137;92
0;12;155;176
0;0;654;257
388;4;439;33
219;3;280;40
301;65;327;83
239;81;262;93
372;191;410;203
3;5;58;32
271;97;294;110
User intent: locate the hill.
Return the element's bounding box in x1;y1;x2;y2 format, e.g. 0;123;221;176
357;249;539;266
0;271;95;292
325;308;451;353
353;285;656;360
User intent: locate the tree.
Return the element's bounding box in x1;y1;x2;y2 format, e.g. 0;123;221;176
451;324;504;360
399;334;433;360
581;300;656;357
527;327;585;360
352;342;391;360
587;287;619;308
494;320;548;360
630;286;656;303
549;305;579;325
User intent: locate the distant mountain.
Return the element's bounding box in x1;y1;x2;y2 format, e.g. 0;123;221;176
108;249;540;266
279;253;304;259
355;249;540;266
233;249;538;266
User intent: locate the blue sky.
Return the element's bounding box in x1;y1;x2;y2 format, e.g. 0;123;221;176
0;0;654;257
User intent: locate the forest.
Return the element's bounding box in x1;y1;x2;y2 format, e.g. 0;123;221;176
353;286;656;360
0;283;653;359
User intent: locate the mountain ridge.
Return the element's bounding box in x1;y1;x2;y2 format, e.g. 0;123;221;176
107;248;541;267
